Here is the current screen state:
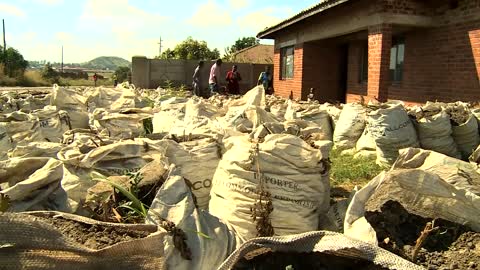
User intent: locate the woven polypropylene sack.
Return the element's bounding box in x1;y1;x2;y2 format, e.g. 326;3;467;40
217;231;423;270
368;103;419;166
0;212;166;270
333;103;366;151
50;85;89;129
209;134;330;242
413;110;461;159
452;114;480;160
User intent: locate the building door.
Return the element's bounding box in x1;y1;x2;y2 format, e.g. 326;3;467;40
338;44;348;103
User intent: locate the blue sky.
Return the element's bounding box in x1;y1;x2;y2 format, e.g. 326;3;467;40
0;0;318;63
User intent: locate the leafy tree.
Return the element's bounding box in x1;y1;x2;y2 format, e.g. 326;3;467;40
158;37;220;60
224;37;259;61
115;66;131;83
0;46;28;77
41;63;59;83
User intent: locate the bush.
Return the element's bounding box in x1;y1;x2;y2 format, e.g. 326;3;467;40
329;149;383;188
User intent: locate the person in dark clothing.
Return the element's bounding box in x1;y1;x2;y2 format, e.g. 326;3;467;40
225;65;242;95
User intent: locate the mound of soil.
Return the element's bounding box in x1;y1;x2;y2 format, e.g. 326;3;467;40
233;252;388;270
365;200;480;269
36;216;151;250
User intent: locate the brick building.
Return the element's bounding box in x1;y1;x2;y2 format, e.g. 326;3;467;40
257;0;480;104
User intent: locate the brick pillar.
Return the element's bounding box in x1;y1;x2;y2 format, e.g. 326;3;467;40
368;24;392;102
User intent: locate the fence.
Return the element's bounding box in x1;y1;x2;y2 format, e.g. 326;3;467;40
132;56;272;94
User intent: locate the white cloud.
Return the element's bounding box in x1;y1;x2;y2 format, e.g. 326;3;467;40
187;0;232;27
238;7;294;33
0;3;26;18
33;0;64;5
228;0;250;10
79;0;167;34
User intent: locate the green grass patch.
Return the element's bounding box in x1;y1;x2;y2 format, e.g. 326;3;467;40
329;149;384;188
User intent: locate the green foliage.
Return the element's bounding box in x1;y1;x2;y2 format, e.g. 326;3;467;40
0;46;28;77
158;37;220;60
329;149;384;187
224;37;259;61
114;66;130;83
93;174;149;219
41;63;60;83
143;118;153;135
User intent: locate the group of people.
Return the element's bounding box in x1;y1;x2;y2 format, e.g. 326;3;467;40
192;59;273;98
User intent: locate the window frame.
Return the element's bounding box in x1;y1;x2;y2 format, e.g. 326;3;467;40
390;37;405;83
359;43;368;83
280;46;294;80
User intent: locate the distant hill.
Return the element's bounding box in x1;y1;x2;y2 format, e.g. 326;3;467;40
82;56;131;70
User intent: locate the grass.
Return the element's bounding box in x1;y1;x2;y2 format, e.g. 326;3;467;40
0;69;115;87
329;148;384;191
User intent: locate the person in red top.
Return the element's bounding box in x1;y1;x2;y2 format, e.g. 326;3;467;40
93;73;98;87
225;65;242;95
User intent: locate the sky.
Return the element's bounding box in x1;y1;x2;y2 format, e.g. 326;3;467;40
0;0;318;63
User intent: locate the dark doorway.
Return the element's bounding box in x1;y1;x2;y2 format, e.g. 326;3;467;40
338;44;348;103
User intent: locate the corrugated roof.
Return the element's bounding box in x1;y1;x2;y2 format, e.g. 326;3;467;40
257;0;352;39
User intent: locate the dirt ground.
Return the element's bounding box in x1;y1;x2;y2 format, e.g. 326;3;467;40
36;216;152;249
365;201;480;269
233;251;389;270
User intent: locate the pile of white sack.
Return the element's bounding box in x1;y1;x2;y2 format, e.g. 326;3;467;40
1;84;479;270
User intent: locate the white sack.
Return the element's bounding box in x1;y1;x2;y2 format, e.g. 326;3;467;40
368;103;419;166
0;158;67;212
333;103;366;151
209;134;330;242
162;138;221;209
146;168;238;270
452;114;480;160
50;85;89;129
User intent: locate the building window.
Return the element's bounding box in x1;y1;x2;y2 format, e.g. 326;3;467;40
280;46;294;79
359;44;368;83
390;38;405;82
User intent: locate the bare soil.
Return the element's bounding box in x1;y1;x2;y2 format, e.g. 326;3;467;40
36;216;151;250
365;200;480;269
233;251;388;270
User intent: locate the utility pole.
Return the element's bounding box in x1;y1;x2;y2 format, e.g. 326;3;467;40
61;45;64;73
158;36;163;57
2;19;7;75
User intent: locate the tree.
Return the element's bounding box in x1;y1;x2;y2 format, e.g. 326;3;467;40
41;63;59;83
224;37;259;61
115;66;130;83
0;46;29;77
158;37;220;60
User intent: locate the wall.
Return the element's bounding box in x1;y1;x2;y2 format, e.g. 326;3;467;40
132;57;272;93
273;44;304;99
387;0;480;103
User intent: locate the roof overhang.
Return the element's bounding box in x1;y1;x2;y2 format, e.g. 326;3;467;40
257;0;352;39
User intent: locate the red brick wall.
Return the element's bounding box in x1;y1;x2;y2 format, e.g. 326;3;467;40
387;1;480;103
367;24;392;102
273;44;304;99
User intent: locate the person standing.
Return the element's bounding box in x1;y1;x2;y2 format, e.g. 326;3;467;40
93;73;98;87
192;61;204;97
225;65;242;95
112;73;118;87
257;66;273;94
209;59;222;96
